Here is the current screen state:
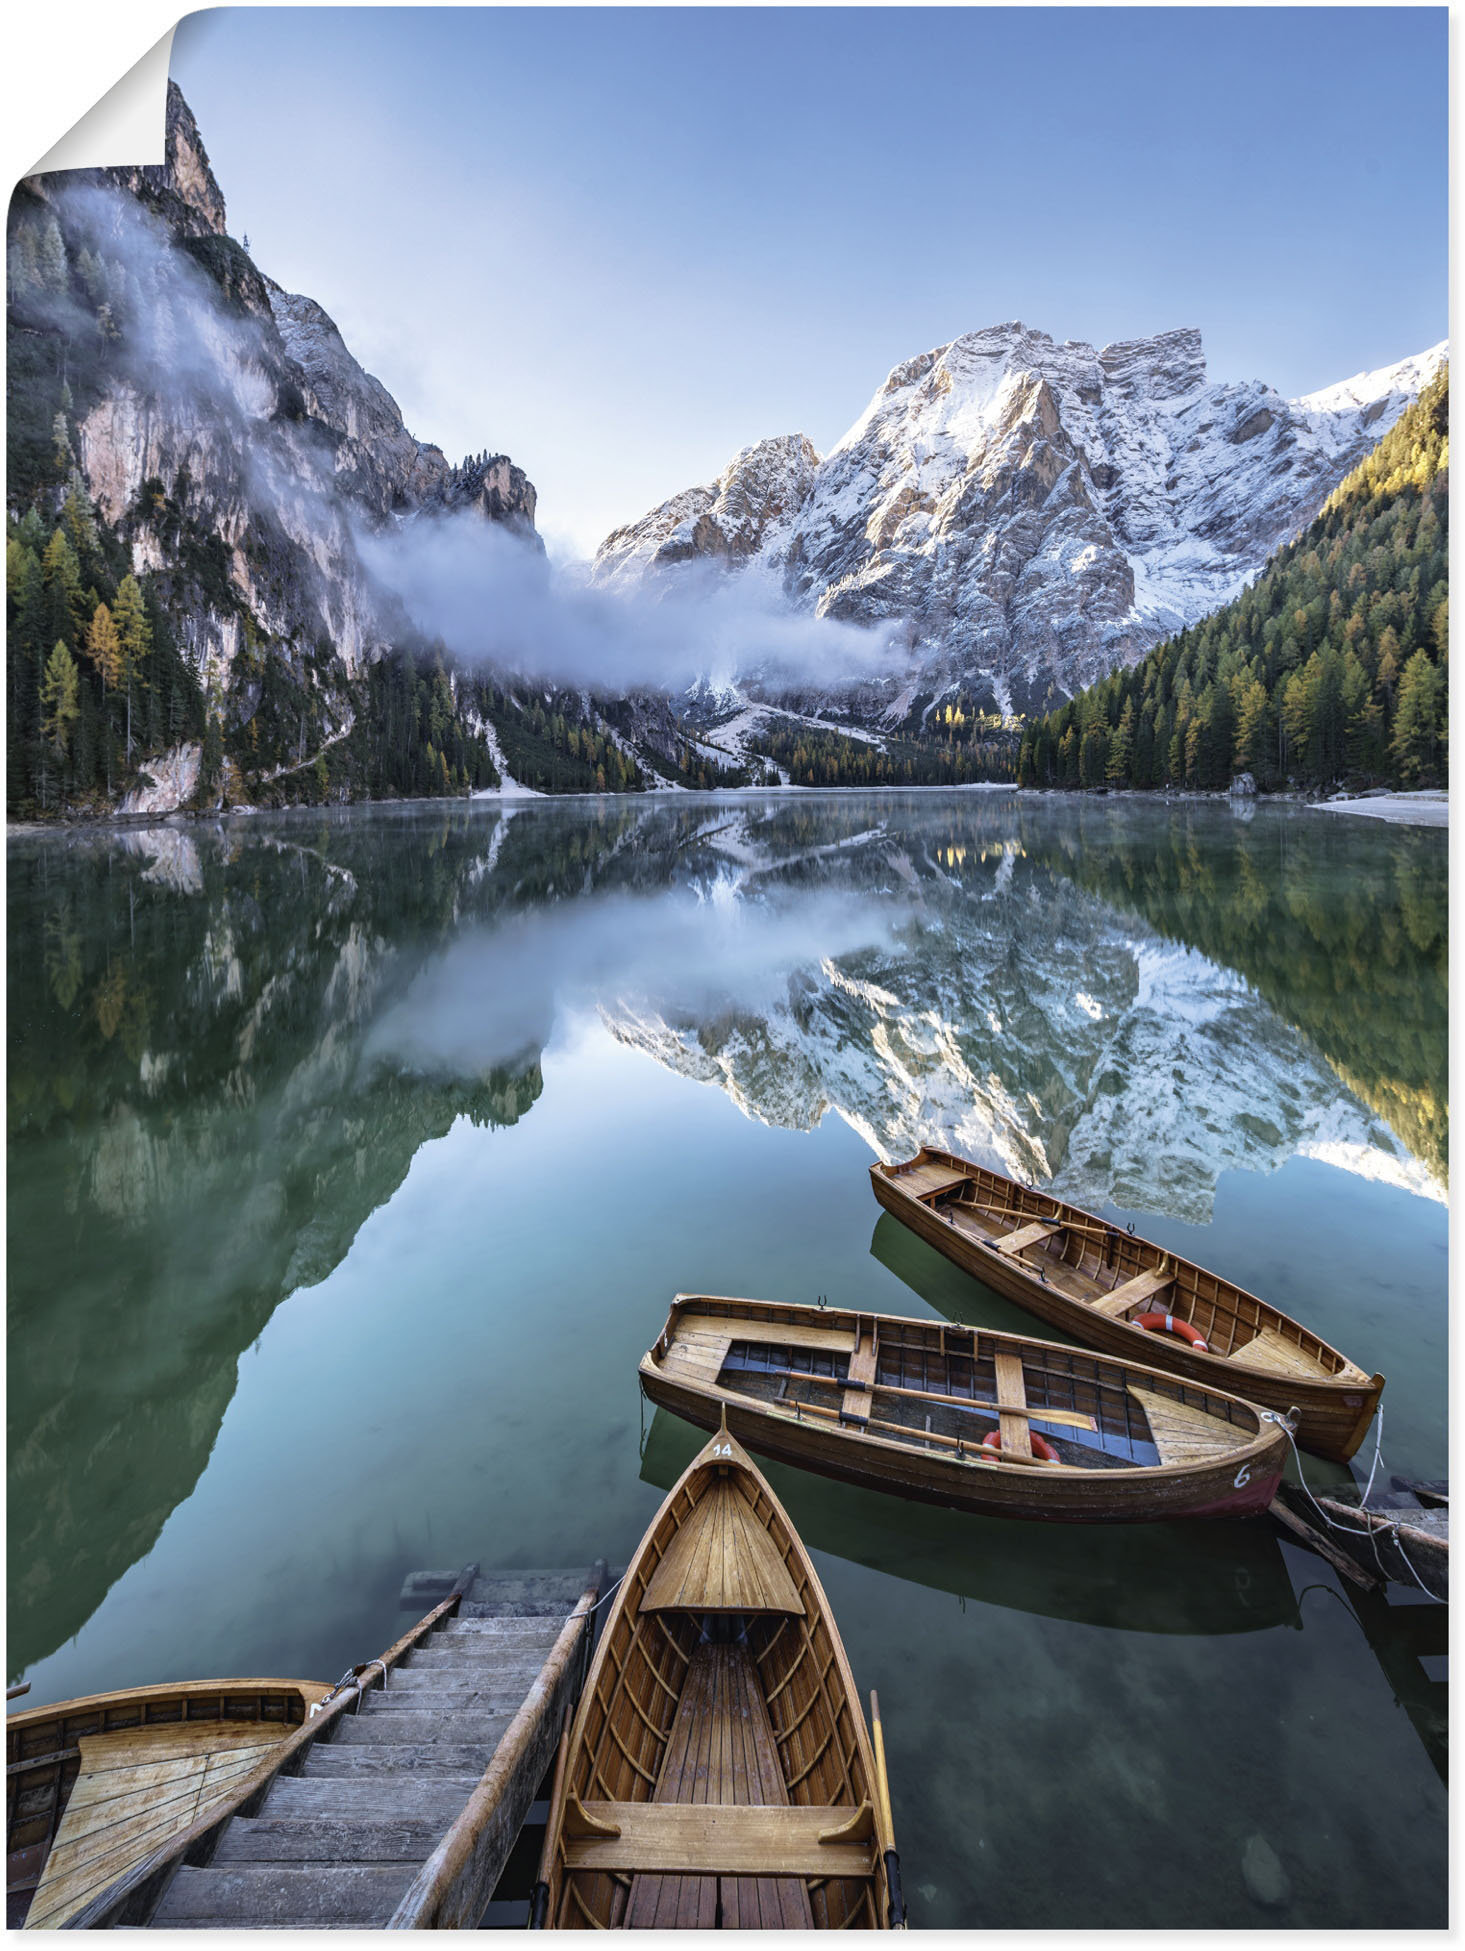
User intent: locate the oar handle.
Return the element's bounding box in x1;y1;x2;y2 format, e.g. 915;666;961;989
529;1728;571;1928
869;1690;907;1928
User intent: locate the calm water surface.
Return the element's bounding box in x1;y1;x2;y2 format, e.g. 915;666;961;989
7;792;1447;1928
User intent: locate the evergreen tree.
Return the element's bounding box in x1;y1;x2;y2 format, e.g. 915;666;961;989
112;575;152;759
40;640;79;758
1391;650;1444;784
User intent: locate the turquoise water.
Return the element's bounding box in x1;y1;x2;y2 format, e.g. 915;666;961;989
7;792;1447;1926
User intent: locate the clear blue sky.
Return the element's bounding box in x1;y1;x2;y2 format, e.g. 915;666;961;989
171;7;1447;557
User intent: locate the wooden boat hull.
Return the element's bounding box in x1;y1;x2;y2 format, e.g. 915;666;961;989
640;1298;1288;1524
871;1149;1384;1463
6;1678;328;1930
539;1423;897;1929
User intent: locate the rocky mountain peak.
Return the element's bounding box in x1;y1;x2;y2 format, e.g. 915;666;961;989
1098;326;1206;401
161;82;228;238
593;321;1445;716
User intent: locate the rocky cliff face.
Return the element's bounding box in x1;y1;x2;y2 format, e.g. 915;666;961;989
12;83;537;710
593;322;1446;716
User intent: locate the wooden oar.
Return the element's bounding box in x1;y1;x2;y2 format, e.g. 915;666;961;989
961;1192;1126;1247
528;1730;571;1929
726;1362;1098;1432
749;1390;1063;1466
868;1692;906;1929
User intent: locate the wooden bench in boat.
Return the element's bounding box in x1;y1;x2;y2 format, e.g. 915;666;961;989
892;1161;972;1203
1128;1386;1241;1464
841;1323;877;1424
676;1314;858;1360
992;1350;1034;1460
1230;1323;1328;1379
991;1220;1063;1257
1089;1267;1176;1319
562;1799;877;1879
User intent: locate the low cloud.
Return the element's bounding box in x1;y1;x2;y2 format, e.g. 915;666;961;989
357;513;900;694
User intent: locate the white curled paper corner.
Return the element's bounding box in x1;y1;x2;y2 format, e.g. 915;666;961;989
28;26;178;178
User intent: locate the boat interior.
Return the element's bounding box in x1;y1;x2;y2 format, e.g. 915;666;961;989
886;1153;1361;1385
658;1305;1264;1474
6;1682;327;1931
555;1452;882;1929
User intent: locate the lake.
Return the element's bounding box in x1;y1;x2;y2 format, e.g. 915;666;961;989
7;789;1447;1927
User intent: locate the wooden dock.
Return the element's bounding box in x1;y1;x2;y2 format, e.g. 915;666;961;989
62;1562;608;1929
1271;1481;1447;1603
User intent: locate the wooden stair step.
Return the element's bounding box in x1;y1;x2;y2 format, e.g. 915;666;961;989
461;1569;595;1616
333;1709;509;1745
303;1741;504;1777
261;1776;483;1822
400;1648;549;1677
150;1863;417;1928
367;1689;509;1713
438;1618;563;1643
211;1814;458;1864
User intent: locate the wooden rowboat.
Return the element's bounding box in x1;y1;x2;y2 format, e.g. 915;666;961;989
640;1296;1289;1523
532;1419;903;1929
871;1147;1384;1463
6;1677;329;1929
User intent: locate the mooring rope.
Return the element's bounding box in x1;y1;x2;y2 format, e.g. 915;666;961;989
1274;1406;1443;1603
573;1573;625;1622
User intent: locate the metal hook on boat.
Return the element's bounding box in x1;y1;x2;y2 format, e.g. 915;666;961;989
1127;1222;1135;1235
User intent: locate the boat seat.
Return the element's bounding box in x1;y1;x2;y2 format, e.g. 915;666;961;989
895;1163;971;1202
991;1350;1034;1459
1090;1268;1176;1319
563;1799;877;1879
992;1221;1062;1257
1231;1323;1326;1378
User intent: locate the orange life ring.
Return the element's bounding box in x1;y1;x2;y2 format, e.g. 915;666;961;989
1134;1311;1208;1352
982;1428;1060;1463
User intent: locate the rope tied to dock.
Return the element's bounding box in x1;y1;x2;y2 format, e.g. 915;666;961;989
575;1573;625;1621
1273;1406;1444;1604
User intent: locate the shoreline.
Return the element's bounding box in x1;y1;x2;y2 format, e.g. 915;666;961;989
7;779;1451;834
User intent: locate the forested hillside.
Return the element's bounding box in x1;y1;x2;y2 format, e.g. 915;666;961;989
1017;369;1449;793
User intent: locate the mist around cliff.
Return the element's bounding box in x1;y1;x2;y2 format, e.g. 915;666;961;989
356;509;903;695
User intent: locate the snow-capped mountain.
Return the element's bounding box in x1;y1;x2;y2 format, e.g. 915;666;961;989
592;322;1447;716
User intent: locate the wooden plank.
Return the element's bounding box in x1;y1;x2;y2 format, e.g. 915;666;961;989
563;1802;876;1878
679;1314;857;1357
992;1350;1034;1460
846;1328;877;1388
1089;1268;1176;1318
992;1221;1061;1257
